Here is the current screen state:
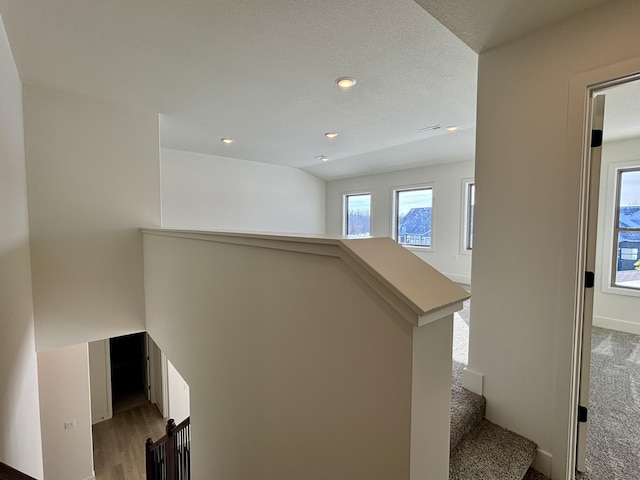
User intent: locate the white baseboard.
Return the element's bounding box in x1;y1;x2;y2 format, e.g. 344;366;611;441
593;316;640;335
531;448;552;477
445;273;471;285
92;411;112;424
84;474;96;480
462;367;483;396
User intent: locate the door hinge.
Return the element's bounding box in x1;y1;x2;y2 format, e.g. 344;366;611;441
578;405;588;423
585;271;594;289
591;129;603;148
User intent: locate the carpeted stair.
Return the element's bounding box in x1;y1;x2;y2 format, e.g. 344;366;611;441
449;383;542;480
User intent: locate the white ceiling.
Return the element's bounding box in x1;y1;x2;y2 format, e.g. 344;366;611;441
0;0;626;181
602;79;640;142
413;0;614;53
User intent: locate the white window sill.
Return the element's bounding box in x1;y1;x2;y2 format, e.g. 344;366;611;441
601;284;640;298
403;245;433;253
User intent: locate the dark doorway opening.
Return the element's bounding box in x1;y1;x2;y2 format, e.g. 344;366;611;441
110;332;148;413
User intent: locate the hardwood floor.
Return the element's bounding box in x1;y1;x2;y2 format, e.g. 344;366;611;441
93;402;167;480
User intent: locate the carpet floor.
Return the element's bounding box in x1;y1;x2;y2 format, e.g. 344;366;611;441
449;285;549;480
454;305;640;479
576;326;640;479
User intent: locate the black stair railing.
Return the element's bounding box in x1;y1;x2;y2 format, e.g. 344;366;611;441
146;417;191;480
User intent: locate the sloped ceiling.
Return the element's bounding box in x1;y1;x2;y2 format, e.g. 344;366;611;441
0;0;626;181
414;0;615;53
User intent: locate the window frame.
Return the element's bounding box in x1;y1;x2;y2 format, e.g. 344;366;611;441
343;192;372;237
461;179;475;254
600;160;640;297
610;166;640;291
392;184;434;250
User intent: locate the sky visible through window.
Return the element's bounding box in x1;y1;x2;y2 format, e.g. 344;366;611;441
397;189;432;215
346;194;371;236
347;194;371;212
620;170;640;205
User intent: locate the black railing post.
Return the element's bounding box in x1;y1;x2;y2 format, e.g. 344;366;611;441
145;438;154;480
166;419;176;480
146;417;189;480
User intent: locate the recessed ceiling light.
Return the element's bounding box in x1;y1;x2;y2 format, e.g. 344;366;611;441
446;125;460;132
324;132;338;138
420;125;441;132
221;137;234;144
316;155;329;162
336;77;356;89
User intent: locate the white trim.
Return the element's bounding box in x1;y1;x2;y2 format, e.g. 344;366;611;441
443;273;471;285
342;190;373;237
91;340;113;424
459;177;475;256
532;449;553;478
161;351;169;418
564;57;640;480
144;333;151;402
417;302;463;326
601;284;640;298
147;334;156;404
106;341;113;420
599;159;640;297
390;182;435;250
593;315;640;335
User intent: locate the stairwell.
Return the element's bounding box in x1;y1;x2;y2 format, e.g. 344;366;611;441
450;382;548;480
450;303;549;480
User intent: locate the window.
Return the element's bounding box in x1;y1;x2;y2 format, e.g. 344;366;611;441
344;193;371;236
464;182;475;251
395;187;432;247
612;168;640;290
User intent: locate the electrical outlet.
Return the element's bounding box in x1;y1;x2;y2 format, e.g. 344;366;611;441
452;255;458;263
64;419;76;430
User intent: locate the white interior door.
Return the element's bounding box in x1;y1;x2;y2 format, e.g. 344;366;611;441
576;92;606;472
145;333;152;401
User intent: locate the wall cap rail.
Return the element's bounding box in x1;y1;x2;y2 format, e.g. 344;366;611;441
141;228;469;326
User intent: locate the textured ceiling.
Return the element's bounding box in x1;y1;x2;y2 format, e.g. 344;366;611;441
414;0;615;53
0;0;477;180
602;79;640;142
0;0;626;181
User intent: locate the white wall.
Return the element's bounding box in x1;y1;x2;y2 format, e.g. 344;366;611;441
167;359;190;425
0;13;44;479
161;148;326;234
593;137;640;334
144;234;418;480
23;86;161;351
38;343;94;480
88;340;112;424
326;160;474;283
472;1;640;477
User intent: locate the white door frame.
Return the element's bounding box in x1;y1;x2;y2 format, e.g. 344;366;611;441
146;334;170;418
161;351;170;418
563;60;640;479
575;92;605;472
145;333;152;402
